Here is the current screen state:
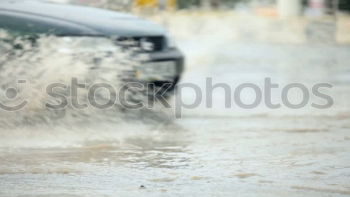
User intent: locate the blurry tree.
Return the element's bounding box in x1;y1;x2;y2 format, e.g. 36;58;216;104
339;0;350;11
177;0;200;9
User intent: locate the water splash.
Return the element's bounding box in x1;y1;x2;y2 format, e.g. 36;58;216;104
0;33;174;148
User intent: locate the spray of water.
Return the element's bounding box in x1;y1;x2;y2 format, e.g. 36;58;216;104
0;32;175;148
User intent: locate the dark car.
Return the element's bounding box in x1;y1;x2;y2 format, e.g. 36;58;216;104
0;0;184;95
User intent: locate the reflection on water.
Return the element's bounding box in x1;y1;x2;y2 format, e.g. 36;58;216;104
0;123;190;173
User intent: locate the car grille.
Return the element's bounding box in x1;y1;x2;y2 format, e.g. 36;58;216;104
116;36;166;52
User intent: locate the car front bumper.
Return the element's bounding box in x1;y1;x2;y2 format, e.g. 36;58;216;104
136;47;184;88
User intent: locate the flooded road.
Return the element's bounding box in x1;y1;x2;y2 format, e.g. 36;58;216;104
1;14;350;197
1;116;350;197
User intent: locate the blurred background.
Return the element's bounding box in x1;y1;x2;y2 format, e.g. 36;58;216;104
59;0;350;45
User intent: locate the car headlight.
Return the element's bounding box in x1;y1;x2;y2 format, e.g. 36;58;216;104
166;34;176;49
